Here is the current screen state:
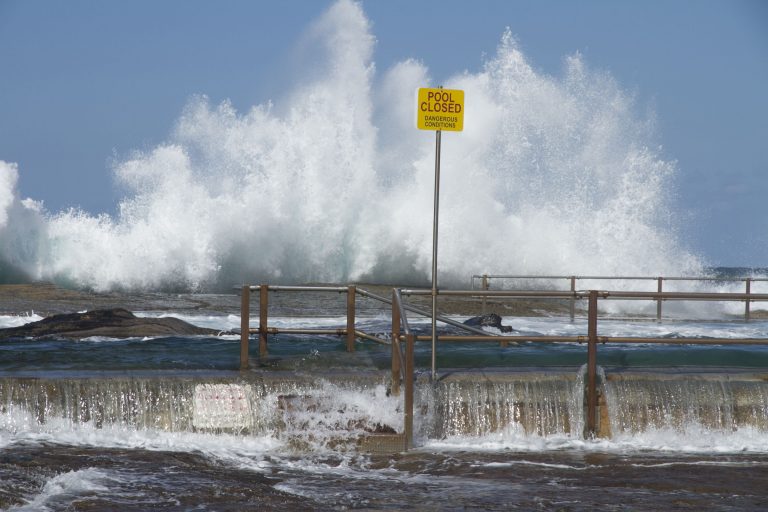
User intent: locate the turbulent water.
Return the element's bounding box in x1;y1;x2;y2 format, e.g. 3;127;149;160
0;0;711;292
2;306;768;511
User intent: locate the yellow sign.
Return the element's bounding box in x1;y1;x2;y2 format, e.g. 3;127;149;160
416;88;464;131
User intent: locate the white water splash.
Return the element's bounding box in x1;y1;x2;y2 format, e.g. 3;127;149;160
8;468;113;512
1;0;704;292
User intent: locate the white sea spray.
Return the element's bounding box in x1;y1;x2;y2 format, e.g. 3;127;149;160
0;0;705;291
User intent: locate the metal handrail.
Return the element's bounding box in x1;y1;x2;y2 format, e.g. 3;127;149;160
239;284;417;368
468;274;768;321
470;274;768;286
410;289;768;301
391;288;415;448
391;289;408;385
393;288;412;336
360;288;497;337
236;282;768;448
248;284;349;292
393;287;768;441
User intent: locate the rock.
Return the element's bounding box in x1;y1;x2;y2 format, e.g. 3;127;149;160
0;308;228;340
462;313;514;333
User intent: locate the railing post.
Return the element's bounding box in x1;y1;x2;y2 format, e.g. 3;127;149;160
656;277;663;322
405;332;415;449
481;274;488;314
240;286;250;370
259;284;269;357
346;285;356;352
586;290;598;438
391;291;401;396
745;278;752;322
570;276;576;321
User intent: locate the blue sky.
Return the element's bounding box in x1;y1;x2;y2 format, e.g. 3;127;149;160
1;0;766;267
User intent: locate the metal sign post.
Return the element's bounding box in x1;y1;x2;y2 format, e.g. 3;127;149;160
431;128;441;381
416;87;464;381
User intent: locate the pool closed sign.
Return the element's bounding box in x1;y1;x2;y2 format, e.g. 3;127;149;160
415;86;465;381
416;88;464;131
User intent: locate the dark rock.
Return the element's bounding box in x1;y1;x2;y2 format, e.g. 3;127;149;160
462;313;514;333
0;308;228;340
365;423;397;434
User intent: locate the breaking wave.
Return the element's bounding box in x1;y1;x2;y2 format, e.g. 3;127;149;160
0;0;703;291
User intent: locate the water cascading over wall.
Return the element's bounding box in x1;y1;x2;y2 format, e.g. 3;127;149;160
603;373;768;436
0;374;401;450
416;372;583;440
3;371;768;448
0;371;589;445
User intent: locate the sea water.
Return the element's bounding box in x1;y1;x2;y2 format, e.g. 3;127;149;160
2;302;768;511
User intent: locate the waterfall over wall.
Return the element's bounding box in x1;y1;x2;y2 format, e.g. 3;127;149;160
3;370;768;450
604;373;768;435
416;372;583;440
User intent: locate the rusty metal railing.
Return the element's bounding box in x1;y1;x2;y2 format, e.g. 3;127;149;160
391;287;768;439
238;284;496;370
239;285;393;370
470;274;768;321
391;288;415;448
238;283;768;444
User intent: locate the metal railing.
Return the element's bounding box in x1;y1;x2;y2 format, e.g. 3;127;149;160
238;285;395;370
239;282;768;446
238;284;492;370
391;287;768;441
470;274;768;321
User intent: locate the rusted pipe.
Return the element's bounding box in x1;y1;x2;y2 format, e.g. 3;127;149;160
240;285;250;370
249;285;347;292
354;330;389;344
391;289;401;396
746;278;752;322
411;335;582;343
251;328;348;336
347;285;356;352
586;290;598;438
405;332;415;449
406;334;768;345
656;277;663;322
597;337;768;345
259;284;268;357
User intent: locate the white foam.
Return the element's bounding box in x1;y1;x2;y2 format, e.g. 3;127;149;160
0;379;401;457
603;425;768;454
506;316;768;340
1;410;283;465
8;468;113;512
0;313;44;329
0;0;709;294
424;424;768;455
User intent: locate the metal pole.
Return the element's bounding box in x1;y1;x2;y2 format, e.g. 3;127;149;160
391;290;401;396
240;285;250;370
259;284;269;357
656;277;663;322
586;290;598;438
481;274;488;314
569;276;576;321
346;285;356;352
405;332;415;449
745;278;752;322
431;127;442;382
